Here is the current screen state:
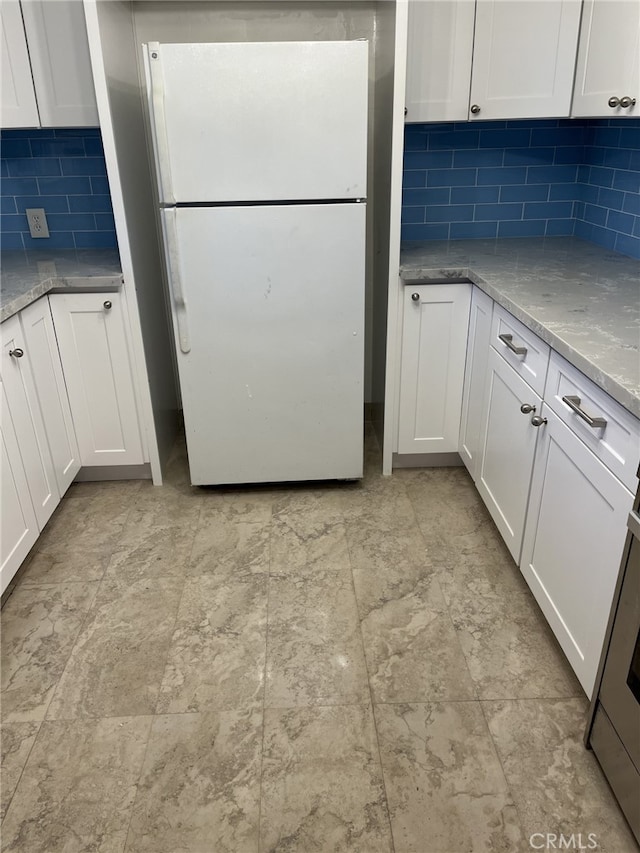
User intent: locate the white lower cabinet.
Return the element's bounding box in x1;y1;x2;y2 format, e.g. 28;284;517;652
459;286;493;481
49;292;144;467
1;314;59;529
0;379;39;595
20;299;81;494
398;283;471;455
476;346;543;562
520;406;633;697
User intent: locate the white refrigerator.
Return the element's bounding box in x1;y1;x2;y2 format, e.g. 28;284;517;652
144;40;368;486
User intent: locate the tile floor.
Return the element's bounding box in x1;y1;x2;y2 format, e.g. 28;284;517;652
1;428;637;852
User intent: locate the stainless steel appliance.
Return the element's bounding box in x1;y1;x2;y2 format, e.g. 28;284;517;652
586;465;640;844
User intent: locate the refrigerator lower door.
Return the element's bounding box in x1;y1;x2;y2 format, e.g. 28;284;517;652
162;203;365;485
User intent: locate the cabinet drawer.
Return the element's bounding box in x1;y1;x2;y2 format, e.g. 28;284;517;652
491;305;550;397
545;352;640;492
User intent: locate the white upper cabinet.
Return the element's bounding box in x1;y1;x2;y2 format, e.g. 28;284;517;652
20;0;99;127
405;0;475;123
0;0;97;129
572;0;640;118
406;0;583;121
469;0;582;120
0;0;40;128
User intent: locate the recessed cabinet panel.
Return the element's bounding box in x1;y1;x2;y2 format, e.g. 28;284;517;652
49;293;144;467
520;406;633;696
0;380;38;596
398;283;471;454
1;314;59;529
405;0;475;123
459;287;493;481
19;298;80;494
572;0;639;118
0;0;39;128
20;0;98;127
476;346;541;562
470;0;582;119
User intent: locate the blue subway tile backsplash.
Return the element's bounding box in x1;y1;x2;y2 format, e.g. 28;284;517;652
402;118;640;259
0;128;117;251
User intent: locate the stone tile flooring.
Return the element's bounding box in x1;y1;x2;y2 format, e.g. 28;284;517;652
1;430;637;852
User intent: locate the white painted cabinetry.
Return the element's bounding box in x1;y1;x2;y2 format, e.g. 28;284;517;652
49;292;144;467
0;0;39;128
405;0;582;122
405;0;475;123
19;299;81;494
459;286;493;481
520;405;633;696
20;0;99;127
476;346;544;562
0;0;97;129
398;283;471;455
0;378;39;595
469;0;582;120
1;314;59;530
572;0;640;118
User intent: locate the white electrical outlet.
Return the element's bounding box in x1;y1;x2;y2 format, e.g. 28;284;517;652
26;208;50;239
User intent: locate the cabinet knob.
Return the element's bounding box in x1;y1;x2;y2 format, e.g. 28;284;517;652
530;414;547;428
9;347;24;358
620;96;636;108
404;107;408;116
411;292;420;302
103;300;112;310
470;104;481;114
608;96;620;108
520;403;536;414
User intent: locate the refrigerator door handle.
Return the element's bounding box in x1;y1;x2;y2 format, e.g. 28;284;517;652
147;42;175;205
162;208;191;354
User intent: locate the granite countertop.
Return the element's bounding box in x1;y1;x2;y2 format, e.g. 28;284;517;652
0;249;124;323
400;236;640;419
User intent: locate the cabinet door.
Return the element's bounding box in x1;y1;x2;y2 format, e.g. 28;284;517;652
20;0;98;127
0;0;39;128
572;0;640;118
520;406;633;697
398;283;471;455
1;314;59;530
49;293;144;467
0;379;38;595
20;299;80;495
405;0;475;123
469;0;582;119
476;346;541;562
459;287;493;481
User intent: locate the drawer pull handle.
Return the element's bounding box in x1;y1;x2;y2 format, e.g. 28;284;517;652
498;333;527;357
561;395;607;429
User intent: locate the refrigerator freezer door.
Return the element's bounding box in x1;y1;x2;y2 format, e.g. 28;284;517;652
162;203;365;485
146;40;368;204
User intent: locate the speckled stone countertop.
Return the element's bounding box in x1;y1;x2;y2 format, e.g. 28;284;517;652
0;249;123;323
401;236;640;418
